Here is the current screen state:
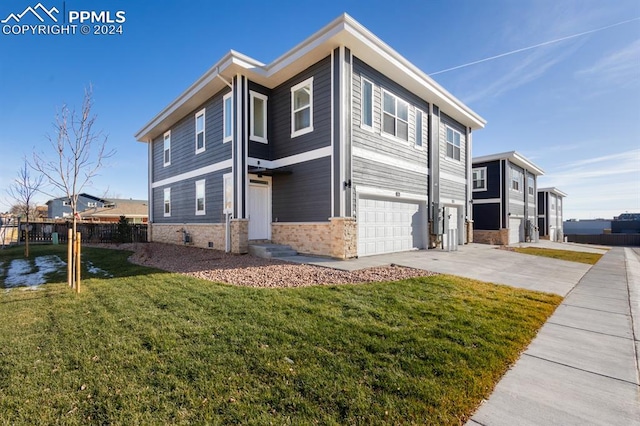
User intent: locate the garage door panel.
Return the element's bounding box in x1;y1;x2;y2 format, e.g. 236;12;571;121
358;196;425;257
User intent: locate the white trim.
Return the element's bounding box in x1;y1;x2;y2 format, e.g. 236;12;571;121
440;171;467;185
357;185;428;202
352;146;428;175
330;50;335;217
472;198;501;205
163;131;171;167
360;76;374;130
223;92;233;143
291;77;314;138
195;179;206;215
247;146;332;169
152;159;233;188
195;108;206;154
339;46;346;218
472;166;487;192
163;187;171;217
381;89;409;141
249;90;268;143
272;221;331;225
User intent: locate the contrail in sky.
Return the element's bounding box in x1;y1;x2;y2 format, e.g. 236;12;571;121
429;17;640;76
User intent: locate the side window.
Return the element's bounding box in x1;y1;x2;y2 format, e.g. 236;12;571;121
472;167;487;191
382;90;409;141
223;92;233;143
195;109;205;154
223;173;233;214
163;131;171;166
446;127;461;161
291;77;314;137
415;109;424;147
511;168;522;192
527;175;534;196
250;91;268;143
195;180;205;215
361;78;373;129
163;187;171;217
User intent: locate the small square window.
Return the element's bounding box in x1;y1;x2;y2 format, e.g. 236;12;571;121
291;77;313;137
223;92;233;143
195;109;205;153
250;91;268;143
446;127;461;161
163;131;171;166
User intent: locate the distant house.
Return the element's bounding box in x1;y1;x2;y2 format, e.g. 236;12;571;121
80;199;149;224
612;213;640;234
537;187;567;241
46;194;107;219
563;219;612;235
135;14;486;258
472;151;544;245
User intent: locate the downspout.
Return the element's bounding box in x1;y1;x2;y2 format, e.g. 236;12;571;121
147;138;153;241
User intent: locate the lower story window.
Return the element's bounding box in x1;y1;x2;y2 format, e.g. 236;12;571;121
163;188;171;217
196;180;205;215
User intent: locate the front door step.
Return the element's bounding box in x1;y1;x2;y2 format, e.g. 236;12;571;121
248;243;298;259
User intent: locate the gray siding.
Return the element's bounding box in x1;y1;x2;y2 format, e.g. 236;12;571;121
152;88;232;183
152;168;230;224
351;57;429;197
440;179;466;202
270;56;332;160
272;156;331;222
438;113;467;200
508;163;525;216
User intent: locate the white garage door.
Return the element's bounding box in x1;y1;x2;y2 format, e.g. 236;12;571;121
509;218;523;244
358;197;425;256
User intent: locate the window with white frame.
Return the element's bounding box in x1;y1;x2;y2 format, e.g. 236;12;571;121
223;173;233;214
415;109;424;147
446;127;461;160
291;77;313;137
163;131;171;166
473;167;487;191
223;92;233;143
195;180;205;215
527;175;535;196
195;108;206;153
250;91;268;143
511;168;522;192
382;91;409;141
361;77;373;129
62;200;70;206
163;188;171;217
87;202;97;208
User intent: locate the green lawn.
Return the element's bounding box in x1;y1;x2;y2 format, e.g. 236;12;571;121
513;247;603;265
0;245;561;425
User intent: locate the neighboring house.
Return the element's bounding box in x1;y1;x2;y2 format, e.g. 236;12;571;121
135;14;485;258
612;213;640;234
80;199;149;224
46;194;107;219
537;187;567;241
563;219;612;235
472;151;544;245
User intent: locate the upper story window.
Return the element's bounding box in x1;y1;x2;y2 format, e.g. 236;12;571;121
527;175;535;196
473;167;487;191
62;200;70;206
163;131;171;166
291;77;314;137
415;109;424;147
195;109;206;154
250;91;268;143
163;187;171;217
87;202;97;208
382;90;409;141
446;127;461;161
361;77;373;130
223;92;233;143
511;168;522;192
195;180;205;215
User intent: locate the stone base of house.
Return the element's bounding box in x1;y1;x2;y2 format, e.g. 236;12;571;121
466;220;474;244
149;221;248;254
473;229;509;245
271;218;357;259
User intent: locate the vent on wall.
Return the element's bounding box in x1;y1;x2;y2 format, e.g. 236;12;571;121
208;242;214;248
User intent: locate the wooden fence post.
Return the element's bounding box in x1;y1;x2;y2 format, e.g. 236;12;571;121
67;228;73;287
76;232;81;293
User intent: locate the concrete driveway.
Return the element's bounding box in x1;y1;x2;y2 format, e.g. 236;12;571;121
286;243;594;296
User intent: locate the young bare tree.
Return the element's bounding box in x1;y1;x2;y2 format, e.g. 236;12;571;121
32;85;115;290
6;160;44;257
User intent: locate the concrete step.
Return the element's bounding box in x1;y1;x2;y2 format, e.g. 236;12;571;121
248;243;298;259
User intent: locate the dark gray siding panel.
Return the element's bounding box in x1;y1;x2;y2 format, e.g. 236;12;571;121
152;168;230;224
272;156;331;222
152;88;232;183
473;203;500;230
270;56;331;159
352;158;428;196
472;160;501;199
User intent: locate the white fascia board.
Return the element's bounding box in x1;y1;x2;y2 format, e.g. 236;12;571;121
473;151;544;176
538;187;568;197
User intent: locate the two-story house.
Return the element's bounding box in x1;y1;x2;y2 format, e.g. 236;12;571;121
472;151;543;245
135;14;485;258
537;187;567;241
46;193;107;219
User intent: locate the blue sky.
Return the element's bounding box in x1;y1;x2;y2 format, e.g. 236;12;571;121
0;0;638;219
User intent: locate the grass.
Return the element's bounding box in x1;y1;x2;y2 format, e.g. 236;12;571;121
512;247;603;265
0;245;561;425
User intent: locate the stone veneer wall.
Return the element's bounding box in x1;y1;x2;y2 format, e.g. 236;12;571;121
466;220;474;243
151;223;226;250
230;219;248;254
330;217;357;259
473;229;509;245
271;222;332;256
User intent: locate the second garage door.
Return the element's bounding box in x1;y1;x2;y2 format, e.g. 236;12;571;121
358;196;425;256
509;218;523;244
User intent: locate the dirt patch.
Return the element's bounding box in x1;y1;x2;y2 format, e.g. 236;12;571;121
90;243;436;288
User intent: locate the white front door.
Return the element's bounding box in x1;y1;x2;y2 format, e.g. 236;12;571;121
248;179;270;240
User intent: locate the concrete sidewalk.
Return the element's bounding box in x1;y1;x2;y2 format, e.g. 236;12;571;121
467;247;640;425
